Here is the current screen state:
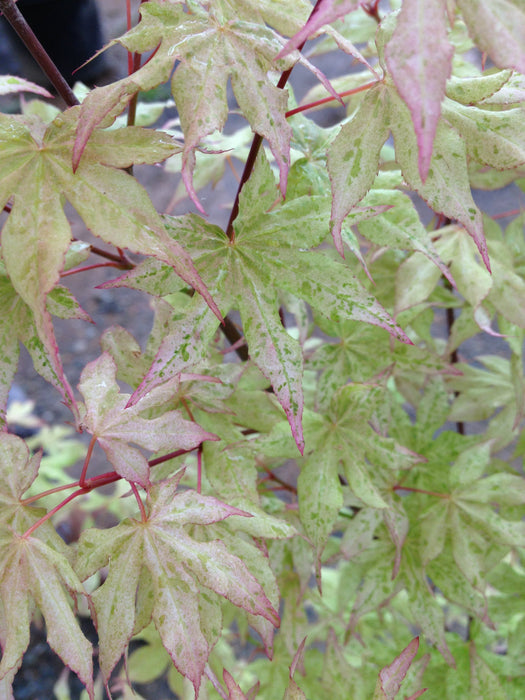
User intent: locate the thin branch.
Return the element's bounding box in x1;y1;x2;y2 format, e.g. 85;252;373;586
148;448;192;468
23;488;88;538
0;0;78;107
224;0;324;240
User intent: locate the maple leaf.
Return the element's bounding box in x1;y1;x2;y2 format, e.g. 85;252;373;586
75;473;279;695
77;353;217;486
74;0;344;211
297;384;416;569
457;0;525;74
387;93;490;271
0;108;220;425
385;0;453;182
112;152;409;453
75;1;292;209
0;434;93;697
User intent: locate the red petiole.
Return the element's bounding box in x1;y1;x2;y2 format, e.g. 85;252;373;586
20;443;201;537
286;80;380;118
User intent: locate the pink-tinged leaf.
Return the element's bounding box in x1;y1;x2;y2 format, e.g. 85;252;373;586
223;670;249;700
458;0;525;74
385;0;453;182
0;75;52;97
406;691;428;700
0;549;31;681
78;353;217;486
149;480;251;526
290;638;307;678
72;79;165;172
145;540;210;696
0;534;94;699
283;639;307;699
276;0;361;58
374;637;421;700
74;3;298;208
328;86;390;254
324;26;380;77
0;434;40;512
77;474;279;694
158;530;279;626
91;529;143;680
388;92;490;272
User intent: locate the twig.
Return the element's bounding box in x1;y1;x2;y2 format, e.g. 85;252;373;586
0;0;78;107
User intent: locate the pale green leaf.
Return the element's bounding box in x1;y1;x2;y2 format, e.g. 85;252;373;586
298;451;343;555
446;70;512;105
328;86;390;253
444;100;525;171
388;92;489;270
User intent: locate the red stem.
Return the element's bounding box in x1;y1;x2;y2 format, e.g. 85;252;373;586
259;467;297;495
148;448;193;467
224;0;324;241
286;80;380;118
19;444;202;536
493;208;523;220
131;483;147;522
23;489;88;538
79;435;97;488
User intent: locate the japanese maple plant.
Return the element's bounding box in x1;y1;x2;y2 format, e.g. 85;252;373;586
1;0;525;697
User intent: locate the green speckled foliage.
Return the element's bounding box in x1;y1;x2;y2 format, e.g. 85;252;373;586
1;0;525;698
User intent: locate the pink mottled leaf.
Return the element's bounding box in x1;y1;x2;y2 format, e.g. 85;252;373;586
78;353;217;486
76;476;279;695
283;638;307;699
74;2;312;207
458;0;525;74
0;75;52;97
374;637;422;699
277;0;361;58
223;670;249;699
385;0;453;181
0;464;94;700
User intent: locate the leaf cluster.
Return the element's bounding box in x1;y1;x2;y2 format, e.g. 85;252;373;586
0;0;525;698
